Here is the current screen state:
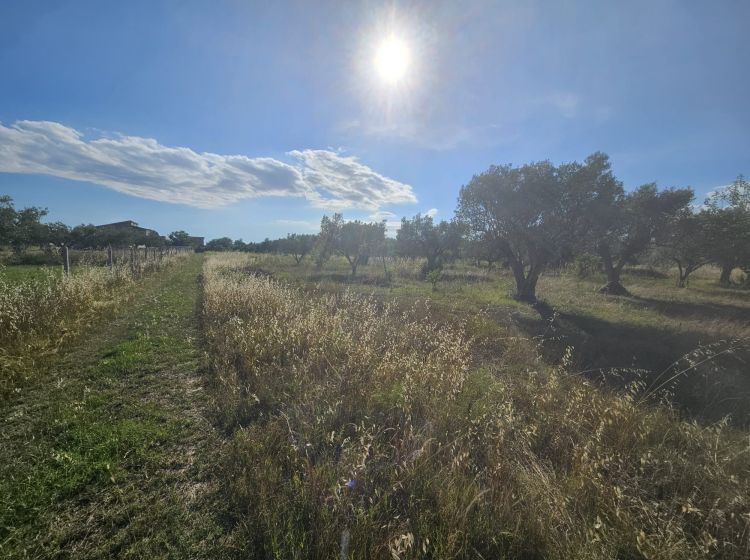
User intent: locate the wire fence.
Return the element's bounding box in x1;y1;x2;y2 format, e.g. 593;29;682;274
59;245;194;276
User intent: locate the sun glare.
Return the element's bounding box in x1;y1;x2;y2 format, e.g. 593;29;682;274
374;36;410;84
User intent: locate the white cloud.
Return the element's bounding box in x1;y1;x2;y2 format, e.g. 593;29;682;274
0;120;416;211
275;218;321;232
367;207;440;235
339;119;512;152
366;210;401;234
289;149;416;210
369;210;398;221
545;92;580;118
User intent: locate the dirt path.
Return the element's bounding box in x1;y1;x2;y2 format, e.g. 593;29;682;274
1;255;228;559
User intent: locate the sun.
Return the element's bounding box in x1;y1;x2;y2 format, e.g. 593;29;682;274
374;36;410;84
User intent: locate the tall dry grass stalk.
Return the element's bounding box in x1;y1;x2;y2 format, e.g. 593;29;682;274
202;253;750;559
0;252;191;394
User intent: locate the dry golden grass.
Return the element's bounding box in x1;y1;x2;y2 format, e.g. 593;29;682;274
202;253;750;559
0;252;191;395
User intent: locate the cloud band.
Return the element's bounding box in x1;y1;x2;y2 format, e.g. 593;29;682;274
0;120;416;210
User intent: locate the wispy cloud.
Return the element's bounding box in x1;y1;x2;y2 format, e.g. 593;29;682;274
536;92;614;123
0;120;417;211
367;207;439;235
275;218;321;232
366;209;401;234
545;92;580;118
339;119;512;152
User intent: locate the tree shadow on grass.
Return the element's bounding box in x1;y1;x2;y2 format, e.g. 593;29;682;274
513;304;750;426
688;283;750;301
304;271;393;287
626;294;750;327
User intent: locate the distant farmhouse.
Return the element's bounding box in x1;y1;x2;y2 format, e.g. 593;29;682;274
94;221;204;248
93;220;165;248
95;220;160;238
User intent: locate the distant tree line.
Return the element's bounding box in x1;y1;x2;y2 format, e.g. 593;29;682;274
0;196;202;251
4;153;749;302
210;155;749;302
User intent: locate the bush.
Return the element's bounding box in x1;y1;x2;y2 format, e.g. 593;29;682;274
425;267;443;291
3;251;62;266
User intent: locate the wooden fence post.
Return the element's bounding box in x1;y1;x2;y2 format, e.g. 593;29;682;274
62;246;70;276
107;245;113;269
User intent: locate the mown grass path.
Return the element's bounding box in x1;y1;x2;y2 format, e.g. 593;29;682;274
1;255;226;559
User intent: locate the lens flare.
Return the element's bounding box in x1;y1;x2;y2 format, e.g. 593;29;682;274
374;36;410;84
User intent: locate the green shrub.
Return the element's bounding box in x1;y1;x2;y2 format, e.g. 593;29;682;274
425;268;443;291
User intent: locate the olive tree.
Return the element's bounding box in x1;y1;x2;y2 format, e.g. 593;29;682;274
0;196;17;248
461;236;505;269
456;153;621;302
704;175;750;285
316;213;386;277
0;196;50;252
279;233;317;264
339;220;386;277
313;213;343;268
659;210;714;287
169;230;192;246
396;214;463;276
206;237;234;251
595;184;693;294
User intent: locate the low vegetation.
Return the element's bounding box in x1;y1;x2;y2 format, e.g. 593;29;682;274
202;253;750;559
0;251;191;396
1;255;226;559
2;159;748;558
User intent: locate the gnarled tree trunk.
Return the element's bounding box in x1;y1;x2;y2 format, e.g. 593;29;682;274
675;261;701;288
509;259;541;303
598;246;630;295
719;263;733;286
599;264;630;295
345;254;358;277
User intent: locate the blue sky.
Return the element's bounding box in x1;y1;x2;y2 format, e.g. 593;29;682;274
1;0;748;241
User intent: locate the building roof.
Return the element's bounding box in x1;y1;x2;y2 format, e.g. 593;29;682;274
96;220;140;228
95;220;159;236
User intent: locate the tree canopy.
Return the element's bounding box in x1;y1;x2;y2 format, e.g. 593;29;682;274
316;214;386;277
595;184;694;294
457;153;621;301
396;214;462;275
703;175;750;284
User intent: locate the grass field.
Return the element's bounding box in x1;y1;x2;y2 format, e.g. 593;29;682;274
243;254;750;424
201;253;750;559
2;252;749;558
0;251;192;398
0;255;227;558
0;263;62;283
